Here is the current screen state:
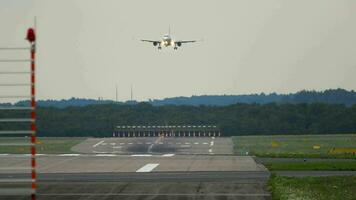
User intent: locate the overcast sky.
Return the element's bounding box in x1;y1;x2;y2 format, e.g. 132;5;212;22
1;0;355;102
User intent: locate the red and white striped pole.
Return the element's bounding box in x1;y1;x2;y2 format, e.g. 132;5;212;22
26;27;37;200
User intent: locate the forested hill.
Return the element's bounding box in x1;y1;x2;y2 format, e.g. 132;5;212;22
150;89;356;106
1;103;355;137
6;88;356;108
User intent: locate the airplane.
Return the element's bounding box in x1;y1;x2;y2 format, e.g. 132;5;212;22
141;28;197;50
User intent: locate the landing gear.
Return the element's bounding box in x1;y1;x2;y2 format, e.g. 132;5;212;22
174;46;178;50
158;46;162;50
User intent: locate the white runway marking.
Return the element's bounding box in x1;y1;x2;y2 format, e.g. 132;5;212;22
119;143;125;145
92;140;104;147
110;143;116;145
203;142;208;145
209;149;213;153
131;154;152;157
95;154;116;157
162;154;175;157
112;146;122;149
128;143;133;145
194;142;199;145
58;154;80;157
0;154;9;156
181;145;191;148
185;142;190;145
136;163;159;172
158;142;163;144
210;141;214;147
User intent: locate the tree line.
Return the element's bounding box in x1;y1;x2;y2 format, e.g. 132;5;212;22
1;102;355;137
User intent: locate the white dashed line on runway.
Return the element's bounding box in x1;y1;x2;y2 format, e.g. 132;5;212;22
131;154;152;157
92;140;105;147
162;154;175;157
136;163;159;172
58;154;80;157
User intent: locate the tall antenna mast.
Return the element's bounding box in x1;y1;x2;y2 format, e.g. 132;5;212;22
115;84;118;102
130;84;133;101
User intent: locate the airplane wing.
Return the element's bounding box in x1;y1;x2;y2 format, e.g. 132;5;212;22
175;40;197;44
141;39;160;43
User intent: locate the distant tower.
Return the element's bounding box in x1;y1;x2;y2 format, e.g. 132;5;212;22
130;84;133;101
115;84;118;102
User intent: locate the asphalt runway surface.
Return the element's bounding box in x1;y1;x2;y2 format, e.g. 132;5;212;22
0;154;266;173
72;137;233;155
0;172;271;200
0;137;271;199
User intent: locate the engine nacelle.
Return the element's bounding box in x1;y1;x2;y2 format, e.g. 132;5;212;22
153;42;158;46
177;42;182;47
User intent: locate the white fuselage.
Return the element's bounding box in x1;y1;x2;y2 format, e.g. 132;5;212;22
161;34;174;47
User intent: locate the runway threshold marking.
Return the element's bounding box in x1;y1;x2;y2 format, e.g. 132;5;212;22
92;140;105;147
136;163;159;172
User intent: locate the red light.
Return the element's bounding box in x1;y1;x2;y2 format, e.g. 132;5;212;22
26;28;36;43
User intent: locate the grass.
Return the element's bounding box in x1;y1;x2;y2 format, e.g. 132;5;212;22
233;134;356;158
0;137;85;154
268;175;356;200
265;161;356;171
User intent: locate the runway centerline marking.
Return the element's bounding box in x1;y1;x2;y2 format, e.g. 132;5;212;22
131;154;152;157
136;163;159;172
162;154;175;157
92;140;105;147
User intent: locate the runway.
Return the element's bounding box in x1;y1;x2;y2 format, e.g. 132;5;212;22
72;137;233;154
0;154;267;173
0;137;271;199
0;172;271;200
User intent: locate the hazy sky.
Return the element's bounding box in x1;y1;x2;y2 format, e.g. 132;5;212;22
1;0;355;101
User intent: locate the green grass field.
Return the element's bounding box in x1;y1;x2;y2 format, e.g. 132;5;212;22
0;137;85;154
233;134;356;158
265;161;356;171
269;175;356;200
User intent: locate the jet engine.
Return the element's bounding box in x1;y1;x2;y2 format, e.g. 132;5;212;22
153;42;158;46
